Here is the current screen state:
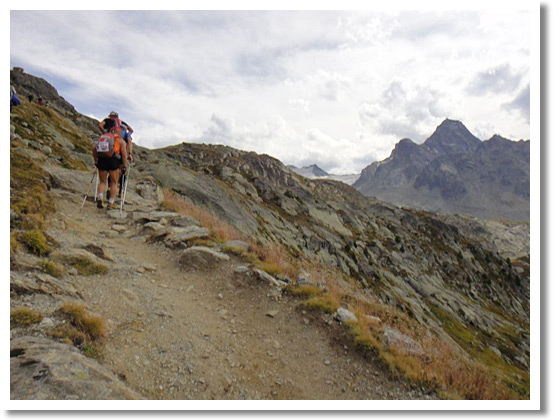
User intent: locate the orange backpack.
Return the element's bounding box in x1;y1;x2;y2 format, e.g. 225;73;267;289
96;133;121;158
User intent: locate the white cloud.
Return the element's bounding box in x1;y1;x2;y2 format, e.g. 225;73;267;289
10;9;532;173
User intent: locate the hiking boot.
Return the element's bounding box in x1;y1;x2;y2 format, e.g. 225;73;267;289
96;199;103;209
106;202;119;210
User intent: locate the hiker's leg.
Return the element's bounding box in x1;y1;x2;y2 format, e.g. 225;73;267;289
108;169;119;200
97;170;108;197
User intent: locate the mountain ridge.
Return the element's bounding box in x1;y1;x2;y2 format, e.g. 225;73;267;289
353;119;529;221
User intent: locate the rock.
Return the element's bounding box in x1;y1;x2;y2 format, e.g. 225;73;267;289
10;272;80;298
81;244;116;262
296;271;312;285
179;246;230;270
335;307;358;323
135;181;164;204
382;327;425;357
107;210;127;219
10;336;143;399
43;165;94;194
234;266;250;275
111;224;127;233
170;215;200;227
489;346;502;357
266;310;279;318
162;226;211;248
143;222;166;232
143;263;157;272
365;315;383;329
253;269;281;287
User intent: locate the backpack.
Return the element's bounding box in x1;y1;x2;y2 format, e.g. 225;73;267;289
95;133;121;158
104;117;122;134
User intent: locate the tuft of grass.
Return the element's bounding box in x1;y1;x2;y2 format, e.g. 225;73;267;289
285;284;324;297
10;232;19;254
10;308;43;329
57;302;107;341
49;302;107;359
304;294;340;314
20;229;51;256
53;254;109;276
38;259;66;278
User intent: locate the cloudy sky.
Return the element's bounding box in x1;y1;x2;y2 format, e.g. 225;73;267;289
10;8;532;174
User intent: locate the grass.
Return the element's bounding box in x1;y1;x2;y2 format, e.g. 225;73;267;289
49;302;107;359
11;308;43;329
53;254;109;276
20;229;51;256
38;259;66;278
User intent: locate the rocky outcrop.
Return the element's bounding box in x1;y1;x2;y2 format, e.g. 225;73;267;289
10;336;143;400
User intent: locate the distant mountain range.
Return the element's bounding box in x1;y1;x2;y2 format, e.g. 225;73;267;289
353;119;530;221
288;164;360;185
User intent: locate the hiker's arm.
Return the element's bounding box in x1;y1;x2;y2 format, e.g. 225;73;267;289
92;145;98;165
128;141;134;162
98;120;105;133
120;140;128;170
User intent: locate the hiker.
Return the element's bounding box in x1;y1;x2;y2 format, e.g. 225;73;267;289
121;121;134;163
38;97;44;106
10;85;21;110
99;112;134;162
28;94;33;102
92;129;128;209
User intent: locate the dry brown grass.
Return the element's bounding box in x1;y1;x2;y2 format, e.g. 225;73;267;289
49;302;107;359
162;189;239;243
10;308;43;329
246;240;298;278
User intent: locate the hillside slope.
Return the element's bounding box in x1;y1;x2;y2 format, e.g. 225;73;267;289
10;69;530;400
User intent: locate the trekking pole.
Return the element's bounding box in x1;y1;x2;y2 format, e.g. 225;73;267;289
120;172;129;215
80;168;98;210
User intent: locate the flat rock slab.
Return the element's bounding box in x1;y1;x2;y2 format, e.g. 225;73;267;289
10;272;80;298
10;336;143;400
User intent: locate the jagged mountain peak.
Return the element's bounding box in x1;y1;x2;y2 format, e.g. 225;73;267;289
424;118;481;155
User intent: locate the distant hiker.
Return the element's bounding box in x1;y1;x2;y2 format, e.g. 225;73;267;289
28;94;33;102
10;85;21;110
92;130;128;209
99;111;122;134
38;97;44;106
120;121;134;163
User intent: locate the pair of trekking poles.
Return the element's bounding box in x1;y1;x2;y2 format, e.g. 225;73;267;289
80;166;129;215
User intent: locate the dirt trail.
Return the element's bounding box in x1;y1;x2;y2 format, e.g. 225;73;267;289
46;178;433;400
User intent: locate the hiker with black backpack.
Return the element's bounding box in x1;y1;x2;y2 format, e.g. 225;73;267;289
92;128;128;209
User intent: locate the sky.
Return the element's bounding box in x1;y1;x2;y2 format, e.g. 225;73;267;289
10;8;532;174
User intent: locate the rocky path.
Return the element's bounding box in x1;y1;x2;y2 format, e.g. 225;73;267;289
11;170;435;401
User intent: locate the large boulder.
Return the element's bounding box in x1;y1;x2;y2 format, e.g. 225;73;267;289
10;336;143;400
178;246;230;270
